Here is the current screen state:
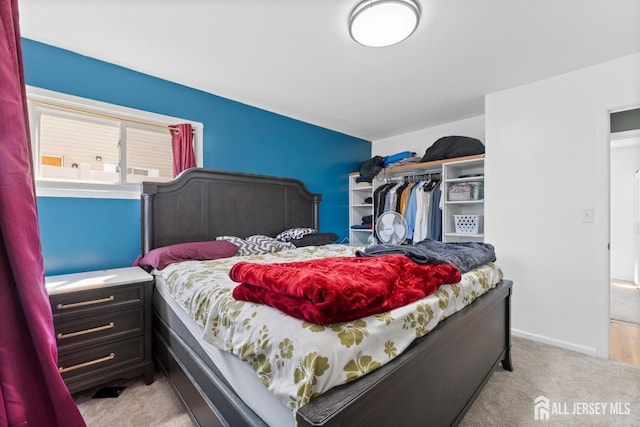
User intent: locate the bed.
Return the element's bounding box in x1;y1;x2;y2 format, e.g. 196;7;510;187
141;167;513;427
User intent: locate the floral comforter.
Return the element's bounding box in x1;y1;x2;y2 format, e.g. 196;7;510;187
155;244;503;414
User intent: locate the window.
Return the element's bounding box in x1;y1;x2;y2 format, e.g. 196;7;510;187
27;87;203;199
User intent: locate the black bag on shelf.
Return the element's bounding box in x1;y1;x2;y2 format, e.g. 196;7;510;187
357;155;384;183
420;136;485;163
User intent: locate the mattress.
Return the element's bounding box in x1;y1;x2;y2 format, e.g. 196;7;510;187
153;244;503;425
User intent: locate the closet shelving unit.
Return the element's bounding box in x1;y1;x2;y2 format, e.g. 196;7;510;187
349;154;485;245
348;173;374;246
441;157;485;242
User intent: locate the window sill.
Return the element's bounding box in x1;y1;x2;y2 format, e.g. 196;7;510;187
35;181;142;199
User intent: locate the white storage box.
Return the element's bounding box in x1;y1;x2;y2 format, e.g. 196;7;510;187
447;182;484;201
454;215;483;234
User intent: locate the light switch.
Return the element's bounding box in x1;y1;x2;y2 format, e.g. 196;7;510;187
580;208;594;223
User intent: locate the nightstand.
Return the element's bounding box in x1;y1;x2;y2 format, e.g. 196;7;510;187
46;266;154;394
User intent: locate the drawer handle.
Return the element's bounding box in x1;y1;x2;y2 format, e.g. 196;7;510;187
56;295;114;310
57;322;115;340
58;353;115;374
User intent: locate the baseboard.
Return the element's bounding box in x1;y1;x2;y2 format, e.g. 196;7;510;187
511;328;599;357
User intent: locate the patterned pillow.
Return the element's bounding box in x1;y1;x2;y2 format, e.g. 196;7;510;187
275;227;317;242
246;235;295;252
215;236;265;256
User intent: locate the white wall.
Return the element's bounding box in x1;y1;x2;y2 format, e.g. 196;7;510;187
371;115;485;156
485;53;640;358
610;137;640;281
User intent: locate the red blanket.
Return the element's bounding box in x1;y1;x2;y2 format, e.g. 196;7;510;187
230;255;461;324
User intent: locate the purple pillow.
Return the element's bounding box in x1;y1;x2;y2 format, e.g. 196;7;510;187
138;240;238;270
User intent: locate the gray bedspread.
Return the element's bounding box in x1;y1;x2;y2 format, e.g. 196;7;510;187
355;239;496;274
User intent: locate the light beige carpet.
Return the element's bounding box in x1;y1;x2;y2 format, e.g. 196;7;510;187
76;337;640;426
73;371;194;427
460;337;640;427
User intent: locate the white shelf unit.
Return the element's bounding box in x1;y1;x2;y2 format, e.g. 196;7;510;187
349;154;485;245
442;158;485;242
349;173;374;246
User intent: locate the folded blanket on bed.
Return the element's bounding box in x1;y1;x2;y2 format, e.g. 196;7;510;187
355;239;496;274
230;255;460;324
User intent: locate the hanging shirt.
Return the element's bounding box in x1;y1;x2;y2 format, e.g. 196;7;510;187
413;184;426;242
405;181;421;241
429;182;442;241
374;183;395;221
384;183;402;213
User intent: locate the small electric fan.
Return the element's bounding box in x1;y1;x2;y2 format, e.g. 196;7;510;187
375;211;408;244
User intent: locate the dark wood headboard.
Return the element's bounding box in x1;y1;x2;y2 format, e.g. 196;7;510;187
141;168;321;255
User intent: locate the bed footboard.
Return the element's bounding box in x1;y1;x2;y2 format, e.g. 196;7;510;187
297;279;513;427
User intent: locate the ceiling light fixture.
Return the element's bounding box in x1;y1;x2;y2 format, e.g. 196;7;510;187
349;0;421;48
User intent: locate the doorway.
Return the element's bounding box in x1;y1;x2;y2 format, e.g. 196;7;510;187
609;107;640;367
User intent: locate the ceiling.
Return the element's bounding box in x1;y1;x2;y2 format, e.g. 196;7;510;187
18;0;640;141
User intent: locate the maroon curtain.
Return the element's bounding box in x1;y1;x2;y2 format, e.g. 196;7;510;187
170;123;196;177
0;1;85;426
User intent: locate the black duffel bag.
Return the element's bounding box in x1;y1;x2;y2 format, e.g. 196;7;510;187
420;136;485;162
357;155;384;183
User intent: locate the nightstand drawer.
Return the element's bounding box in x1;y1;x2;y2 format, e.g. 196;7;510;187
50;283;143;317
58;335;145;381
55;307;144;350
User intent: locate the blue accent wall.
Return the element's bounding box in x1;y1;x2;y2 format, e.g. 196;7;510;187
23;39;371;275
